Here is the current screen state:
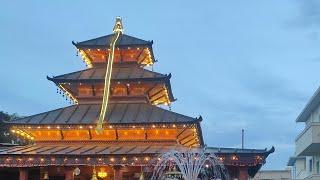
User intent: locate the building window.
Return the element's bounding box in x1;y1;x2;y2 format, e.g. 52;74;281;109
309;159;313;172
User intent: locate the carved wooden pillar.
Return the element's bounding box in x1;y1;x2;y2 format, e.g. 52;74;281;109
238;166;248;180
19;168;28;180
113;165;123;180
65;167;74;180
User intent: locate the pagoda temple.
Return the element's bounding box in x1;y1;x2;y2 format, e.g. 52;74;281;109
0;18;274;180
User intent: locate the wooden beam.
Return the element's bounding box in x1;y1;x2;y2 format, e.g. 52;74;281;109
151;94;166;104
177;127;188;138
178;132;194;144
120;49;123;62
136;48;145;63
182;138;195;146
126;85;130;95
188;141;199;147
146;84;158;94
115;129;119;140
91;85;96;96
88;129;92;140
149;88;163;99
60;130;64;140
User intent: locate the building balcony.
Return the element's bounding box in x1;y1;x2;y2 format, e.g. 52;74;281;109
296;122;320;156
304;174;320;180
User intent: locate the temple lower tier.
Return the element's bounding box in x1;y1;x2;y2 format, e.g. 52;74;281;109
0;143;274;180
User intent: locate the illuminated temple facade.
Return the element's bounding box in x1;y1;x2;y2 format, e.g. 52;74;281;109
0;22;274;180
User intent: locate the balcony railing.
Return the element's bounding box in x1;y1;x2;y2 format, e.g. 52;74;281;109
295;122;320;156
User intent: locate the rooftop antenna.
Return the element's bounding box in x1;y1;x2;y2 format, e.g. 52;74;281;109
241;129;244;149
96;17;123;133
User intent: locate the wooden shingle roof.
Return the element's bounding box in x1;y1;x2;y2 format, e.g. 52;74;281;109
73;34;152;48
47;65;169;83
7;103;200;125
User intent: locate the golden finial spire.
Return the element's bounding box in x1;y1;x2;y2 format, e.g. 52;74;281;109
113;16;124;33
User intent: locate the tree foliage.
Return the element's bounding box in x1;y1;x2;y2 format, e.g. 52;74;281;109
0;111;20;143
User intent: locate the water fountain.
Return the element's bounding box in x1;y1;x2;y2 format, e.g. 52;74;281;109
151;148;229;180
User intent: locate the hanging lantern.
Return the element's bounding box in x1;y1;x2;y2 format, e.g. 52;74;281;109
73;167;81;176
139;172;145;180
97;168;108;178
43;171;49;180
91;166;98;180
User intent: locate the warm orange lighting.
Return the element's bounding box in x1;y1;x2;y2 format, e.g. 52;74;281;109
122;157;127;161
98;171;108;178
231;155;238;161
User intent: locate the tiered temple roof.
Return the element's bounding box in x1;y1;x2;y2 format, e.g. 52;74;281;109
1;20;274;179
72;34;155;67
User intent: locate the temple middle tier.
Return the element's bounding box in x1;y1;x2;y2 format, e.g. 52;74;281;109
47;64;174;105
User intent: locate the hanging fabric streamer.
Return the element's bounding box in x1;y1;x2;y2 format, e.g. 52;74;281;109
96;17;123;133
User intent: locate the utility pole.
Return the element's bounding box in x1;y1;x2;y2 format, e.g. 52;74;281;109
241;129;244;149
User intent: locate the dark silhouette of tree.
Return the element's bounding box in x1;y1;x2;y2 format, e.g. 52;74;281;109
0;111;20;144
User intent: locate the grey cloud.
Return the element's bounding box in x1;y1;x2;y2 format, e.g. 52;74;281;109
290;0;320;28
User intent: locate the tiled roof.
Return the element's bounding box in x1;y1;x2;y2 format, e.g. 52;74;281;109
206;146;275;155
73;34;152;48
0;143;179;156
7;103;199;125
0;143;273;156
48;65;168;83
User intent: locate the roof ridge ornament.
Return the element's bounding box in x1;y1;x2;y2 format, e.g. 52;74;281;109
113;16;124;34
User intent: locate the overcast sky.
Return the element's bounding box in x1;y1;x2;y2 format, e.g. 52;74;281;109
1;0;320;170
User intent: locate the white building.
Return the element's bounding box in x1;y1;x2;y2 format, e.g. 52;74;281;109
288;87;320;179
251;169;291;180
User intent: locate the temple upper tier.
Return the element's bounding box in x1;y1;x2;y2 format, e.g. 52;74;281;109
73;34;155;67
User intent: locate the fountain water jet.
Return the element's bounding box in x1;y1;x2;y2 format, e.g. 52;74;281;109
151;148;229;180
